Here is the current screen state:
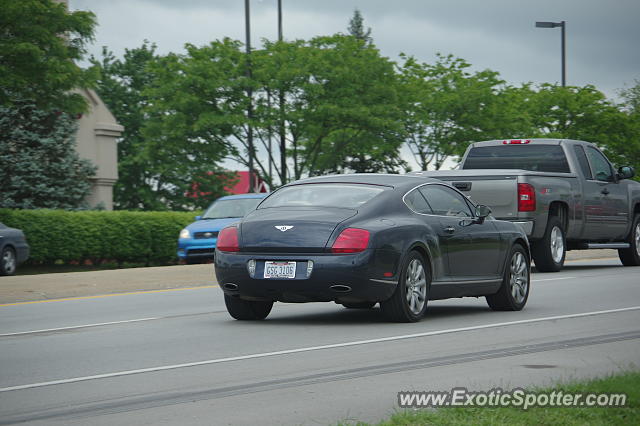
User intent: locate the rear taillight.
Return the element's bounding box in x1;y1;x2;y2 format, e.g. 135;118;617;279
217;226;239;252
518;183;536;212
331;228;370;253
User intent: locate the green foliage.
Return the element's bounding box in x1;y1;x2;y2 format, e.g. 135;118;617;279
0;101;96;209
373;371;640;426
264;35;406;177
142;34;406;188
347;9;372;44
613;80;640;175
140;39;242;210
517;83;639;174
0;209;194;265
91;41;167;210
0;0;98;114
398;54;509;170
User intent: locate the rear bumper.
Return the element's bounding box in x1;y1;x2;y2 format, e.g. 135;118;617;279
214;249;398;303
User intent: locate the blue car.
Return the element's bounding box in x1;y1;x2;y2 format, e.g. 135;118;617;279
178;193;268;264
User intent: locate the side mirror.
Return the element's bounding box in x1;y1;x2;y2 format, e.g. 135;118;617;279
195;215;202;221
461;205;492;227
617;166;635;180
475;205;492;219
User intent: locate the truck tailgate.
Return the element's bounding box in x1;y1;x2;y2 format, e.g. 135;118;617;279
412;171;519;219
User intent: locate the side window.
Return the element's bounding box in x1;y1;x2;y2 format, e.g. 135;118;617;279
585;147;613;182
404;189;433;214
573;146;593;179
419;185;473;217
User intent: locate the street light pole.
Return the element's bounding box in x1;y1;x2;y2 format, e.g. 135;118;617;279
535;20;567;87
245;0;255;192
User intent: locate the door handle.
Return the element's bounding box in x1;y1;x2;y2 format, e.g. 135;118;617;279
601;188;610;195
444;226;456;234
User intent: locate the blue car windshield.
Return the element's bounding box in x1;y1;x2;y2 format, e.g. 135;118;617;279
202;198;263;219
258;183;386;209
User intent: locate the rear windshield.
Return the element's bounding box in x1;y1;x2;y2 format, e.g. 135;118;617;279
463;145;571;173
202;198;263;219
259;183;386;209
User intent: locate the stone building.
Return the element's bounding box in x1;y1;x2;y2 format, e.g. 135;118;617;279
74;89;123;210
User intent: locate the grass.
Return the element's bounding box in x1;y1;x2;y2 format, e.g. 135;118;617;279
353;371;639;426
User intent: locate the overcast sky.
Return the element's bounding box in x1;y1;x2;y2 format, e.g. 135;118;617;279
68;0;640;172
71;0;639;97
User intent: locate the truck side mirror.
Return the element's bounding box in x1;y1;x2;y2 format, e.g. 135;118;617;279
195;215;202;221
618;166;635;180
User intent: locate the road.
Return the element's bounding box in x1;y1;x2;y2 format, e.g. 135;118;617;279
0;259;638;425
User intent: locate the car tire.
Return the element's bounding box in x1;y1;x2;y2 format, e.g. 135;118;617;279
0;246;17;276
619;214;640;266
532;216;566;272
486;244;530;311
224;294;273;320
380;251;430;323
341;302;376;309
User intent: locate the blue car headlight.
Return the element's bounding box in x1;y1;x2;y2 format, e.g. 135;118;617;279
179;228;190;239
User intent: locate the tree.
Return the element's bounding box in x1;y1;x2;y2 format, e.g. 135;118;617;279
347;9;372;44
285;35;405;176
143;35;406;193
398;54;508;170
254;35;405;178
0;0;98;114
0;101;96;209
91;41;163;210
141;39;243;210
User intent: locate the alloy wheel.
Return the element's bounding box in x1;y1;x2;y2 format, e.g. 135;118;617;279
405;258;427;315
550;226;564;264
509;251;529;304
2;249;16;275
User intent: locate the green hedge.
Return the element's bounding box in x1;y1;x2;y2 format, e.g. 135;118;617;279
0;209;195;265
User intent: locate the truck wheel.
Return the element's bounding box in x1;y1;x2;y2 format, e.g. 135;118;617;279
486;244;530;311
532;216;566;272
0;247;17;276
619;215;640;266
380;251;430;322
224;295;273;320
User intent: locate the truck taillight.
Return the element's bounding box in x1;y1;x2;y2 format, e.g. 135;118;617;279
331;228;370;253
503;139;531;144
518;183;536;212
217;226;239;252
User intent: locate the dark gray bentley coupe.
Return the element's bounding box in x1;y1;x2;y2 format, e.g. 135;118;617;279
215;174;530;322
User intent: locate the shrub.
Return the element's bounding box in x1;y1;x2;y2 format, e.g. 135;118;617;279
0;209;195;265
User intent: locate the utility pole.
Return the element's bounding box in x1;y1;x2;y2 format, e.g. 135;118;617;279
278;0;287;186
245;0;255;192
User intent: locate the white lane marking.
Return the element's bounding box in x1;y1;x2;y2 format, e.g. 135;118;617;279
0;317;160;337
1;305;639;393
532;276;577;282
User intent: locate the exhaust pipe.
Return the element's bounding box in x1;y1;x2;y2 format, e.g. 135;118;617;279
330;285;352;293
223;283;239;291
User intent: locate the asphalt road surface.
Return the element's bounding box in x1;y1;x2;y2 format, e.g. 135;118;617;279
0;259;638;425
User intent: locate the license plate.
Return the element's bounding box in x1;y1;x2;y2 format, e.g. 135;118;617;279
263;261;296;279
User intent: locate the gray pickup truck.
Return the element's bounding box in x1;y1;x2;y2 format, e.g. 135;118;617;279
412;139;640;272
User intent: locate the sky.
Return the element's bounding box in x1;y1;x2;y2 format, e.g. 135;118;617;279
68;0;640;172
